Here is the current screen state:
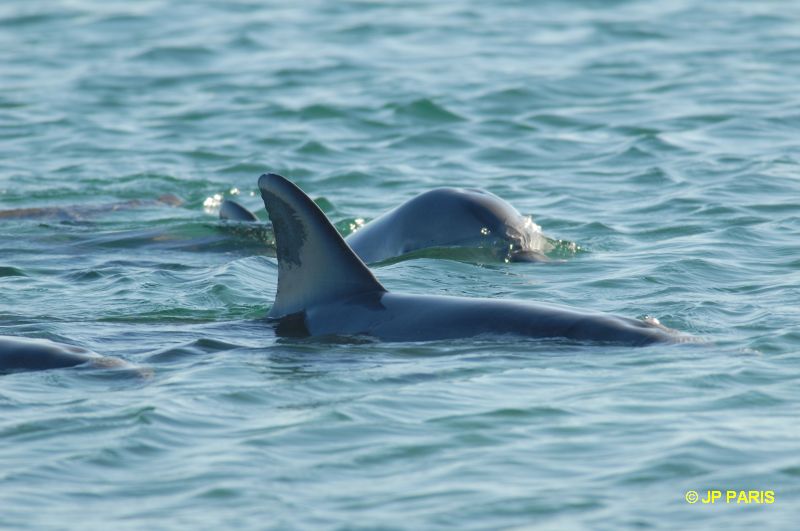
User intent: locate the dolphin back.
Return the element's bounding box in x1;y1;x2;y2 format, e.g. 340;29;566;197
0;335;140;373
258;173;386;319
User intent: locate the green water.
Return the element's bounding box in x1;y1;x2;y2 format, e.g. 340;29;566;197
2;0;799;528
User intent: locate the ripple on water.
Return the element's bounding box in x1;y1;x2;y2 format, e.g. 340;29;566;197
390;98;466;123
0;266;26;277
2;0;800;529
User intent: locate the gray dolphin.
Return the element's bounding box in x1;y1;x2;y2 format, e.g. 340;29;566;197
0;195;182;222
258;173;681;345
346;187;552;263
220;187;553;263
0;335;135;374
219;198;259;223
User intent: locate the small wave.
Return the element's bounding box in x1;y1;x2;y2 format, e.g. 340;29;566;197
391;98;465;123
133;45;215;63
0;266;26;277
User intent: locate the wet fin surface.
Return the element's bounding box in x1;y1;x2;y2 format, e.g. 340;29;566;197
258;173;386;318
219;199;259;222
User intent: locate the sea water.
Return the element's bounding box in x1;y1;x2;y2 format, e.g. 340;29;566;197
1;0;799;528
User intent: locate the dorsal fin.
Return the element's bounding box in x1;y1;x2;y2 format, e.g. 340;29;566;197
258;173;386;318
219;199;259;222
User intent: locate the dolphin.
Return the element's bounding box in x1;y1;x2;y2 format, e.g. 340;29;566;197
345;187;552;263
0;195;182;222
220;198;259;222
220;188;553;263
258;173;681;345
0;335;135;373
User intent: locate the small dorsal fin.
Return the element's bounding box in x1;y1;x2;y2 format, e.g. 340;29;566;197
219;199;259;222
258;173;386;318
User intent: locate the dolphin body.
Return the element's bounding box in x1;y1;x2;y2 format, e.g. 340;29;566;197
0;195;182;222
345;187;551;263
221;186;552;263
0;335;133;373
258;173;680;345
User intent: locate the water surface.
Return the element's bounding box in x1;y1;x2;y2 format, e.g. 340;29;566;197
1;0;799;528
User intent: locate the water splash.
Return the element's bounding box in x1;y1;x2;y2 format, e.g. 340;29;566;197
203;193;224;215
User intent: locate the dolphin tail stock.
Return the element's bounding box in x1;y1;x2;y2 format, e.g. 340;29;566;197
219;199;260;222
257;173;386;319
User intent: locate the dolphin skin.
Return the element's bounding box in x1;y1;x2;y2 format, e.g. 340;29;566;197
345;187;550;263
258;173;680;345
221;188;551;263
219;198;259;222
0;335;132;373
0;195;182;222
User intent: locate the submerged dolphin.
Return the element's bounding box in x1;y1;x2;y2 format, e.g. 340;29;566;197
0;195;182;222
219;199;259;223
0;335;134;373
221;187;553;263
258;173;680;345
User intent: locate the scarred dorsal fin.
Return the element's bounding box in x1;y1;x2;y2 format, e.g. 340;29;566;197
258;173;386;318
